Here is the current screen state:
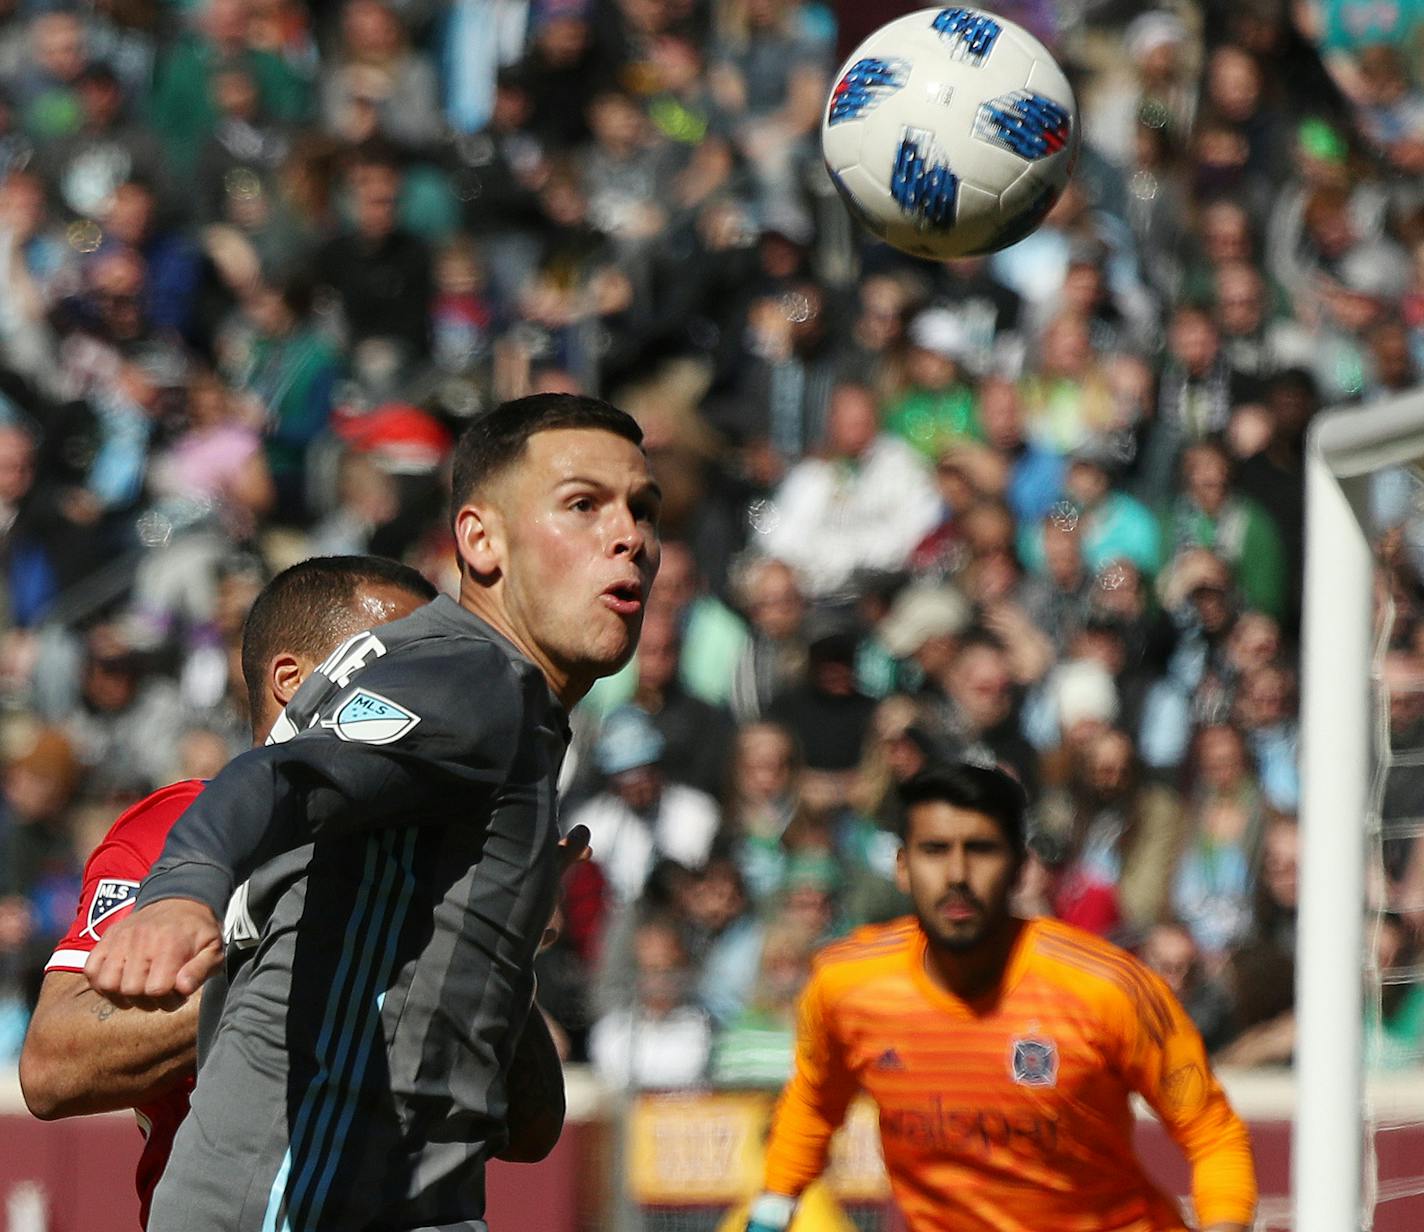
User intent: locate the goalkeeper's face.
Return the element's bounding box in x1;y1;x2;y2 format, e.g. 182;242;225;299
896;801;1020;953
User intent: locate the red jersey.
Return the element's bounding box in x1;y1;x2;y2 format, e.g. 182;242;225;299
46;780;205;1229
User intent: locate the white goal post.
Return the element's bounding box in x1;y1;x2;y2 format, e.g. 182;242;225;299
1298;390;1424;1232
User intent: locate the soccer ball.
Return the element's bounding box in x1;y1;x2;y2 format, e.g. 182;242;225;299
821;7;1079;261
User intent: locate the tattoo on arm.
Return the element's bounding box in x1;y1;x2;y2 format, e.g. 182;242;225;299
90;1000;116;1022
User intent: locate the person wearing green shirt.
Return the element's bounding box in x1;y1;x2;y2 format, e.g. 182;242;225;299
882;307;979;461
1162;440;1287;620
709;917;820;1089
147;0;312;177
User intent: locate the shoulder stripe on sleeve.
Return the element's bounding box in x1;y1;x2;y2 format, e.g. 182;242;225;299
817;923;915;966
1035;933;1172;1045
45;948;92;972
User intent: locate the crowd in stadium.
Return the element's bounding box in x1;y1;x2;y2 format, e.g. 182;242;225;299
0;0;1421;1086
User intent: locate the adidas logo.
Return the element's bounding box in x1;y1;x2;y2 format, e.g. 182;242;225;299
873;1048;906;1071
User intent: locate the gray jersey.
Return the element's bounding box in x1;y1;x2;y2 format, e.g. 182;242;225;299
141;596;569;1232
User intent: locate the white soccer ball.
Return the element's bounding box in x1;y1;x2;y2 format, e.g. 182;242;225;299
821;6;1079;261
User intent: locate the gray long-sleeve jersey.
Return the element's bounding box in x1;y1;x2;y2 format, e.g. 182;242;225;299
140;596;569;1232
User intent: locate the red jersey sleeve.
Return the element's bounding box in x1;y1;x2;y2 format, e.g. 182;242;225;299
45;781;206;973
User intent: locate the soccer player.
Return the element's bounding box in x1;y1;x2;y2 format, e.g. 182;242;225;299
84;394;661;1232
18;556;438;1225
745;763;1257;1232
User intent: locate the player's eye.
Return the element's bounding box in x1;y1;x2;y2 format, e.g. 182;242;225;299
569;496;596;513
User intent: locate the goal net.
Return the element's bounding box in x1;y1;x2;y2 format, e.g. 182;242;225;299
1298;390;1424;1232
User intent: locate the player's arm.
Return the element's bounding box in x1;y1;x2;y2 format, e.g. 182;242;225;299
19;971;198;1119
748;969;860;1229
1118;965;1257;1232
86;642;528;1002
499;828;591;1162
498;1005;565;1163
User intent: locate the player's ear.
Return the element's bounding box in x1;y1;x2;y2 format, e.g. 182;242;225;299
270;653;306;707
894;840;910;895
455;500;505;581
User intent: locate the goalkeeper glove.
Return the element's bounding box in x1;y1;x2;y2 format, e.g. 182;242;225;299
745;1193;796;1232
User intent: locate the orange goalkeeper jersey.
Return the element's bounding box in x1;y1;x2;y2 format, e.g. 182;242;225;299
762;917;1256;1231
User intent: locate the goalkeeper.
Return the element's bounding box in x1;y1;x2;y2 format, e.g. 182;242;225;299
745;763;1257;1232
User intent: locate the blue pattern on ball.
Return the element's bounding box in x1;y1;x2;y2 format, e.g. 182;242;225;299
931;7;1002;64
890;132;959;228
827;57;909;126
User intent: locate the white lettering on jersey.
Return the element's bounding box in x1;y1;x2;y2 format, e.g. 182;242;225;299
84;878;139;939
316;630;388;689
224;880;258;949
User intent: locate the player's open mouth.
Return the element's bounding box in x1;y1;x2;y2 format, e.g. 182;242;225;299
600;581;644;617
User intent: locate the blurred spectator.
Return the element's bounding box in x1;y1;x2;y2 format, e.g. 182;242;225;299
708;915;816;1087
321;0;442;150
1037;727;1185;933
1171;723;1266;964
882;307;978;462
708;0;829;216
976;375;1064;527
590;913;711;1088
1138;305;1239;499
146;367;275;543
1082;10;1195;168
314;144;433;360
678;857;762;1026
1022;442;1160;578
0;421;56;629
149;0;312;177
727;555;806;721
706;279;840;477
1140;921;1235;1053
1018;312;1120;456
227;278;342;522
767;617;877;780
760;382;940;599
15;11;92;142
1162;440;1287;619
45;622;190;798
566;706;720;906
723;720;816;902
627;608;735;796
0;726;82;908
37;63;167;223
1234;662;1300;811
916;627;1039;795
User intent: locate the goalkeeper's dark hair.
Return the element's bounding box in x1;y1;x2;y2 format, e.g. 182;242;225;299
448;393;643;525
240;555;437;720
897;762;1029;856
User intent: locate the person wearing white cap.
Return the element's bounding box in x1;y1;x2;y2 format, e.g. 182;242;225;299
1081;9;1196;169
564;705;721;904
882;307;979;462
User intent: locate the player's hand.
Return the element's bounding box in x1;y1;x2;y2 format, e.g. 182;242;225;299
539;826;593;952
85;898;224;1010
558;824;591;872
744;1193;796;1232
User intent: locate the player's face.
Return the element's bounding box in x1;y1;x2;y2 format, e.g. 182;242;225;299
897;802;1020;953
493;428;661;691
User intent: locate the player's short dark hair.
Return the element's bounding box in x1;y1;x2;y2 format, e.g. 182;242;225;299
448;392;643;522
897;762;1029;856
240;555;437;720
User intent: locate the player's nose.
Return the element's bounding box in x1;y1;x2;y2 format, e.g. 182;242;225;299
609;504;649;559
